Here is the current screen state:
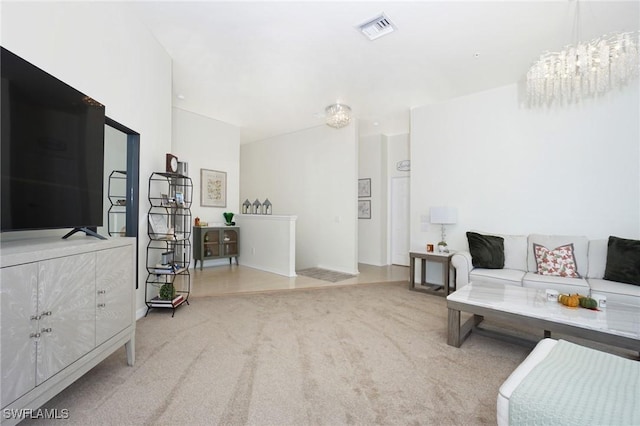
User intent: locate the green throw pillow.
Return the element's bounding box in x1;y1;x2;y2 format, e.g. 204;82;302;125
466;232;505;269
604;236;640;286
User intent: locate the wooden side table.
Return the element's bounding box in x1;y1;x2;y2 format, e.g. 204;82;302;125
409;250;455;296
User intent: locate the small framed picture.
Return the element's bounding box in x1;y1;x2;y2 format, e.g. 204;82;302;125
358;178;371;198
149;213;170;236
358;200;371;219
175;191;184;207
161;193;170;206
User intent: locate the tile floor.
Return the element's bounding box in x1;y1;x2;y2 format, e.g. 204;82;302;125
189;263;410;298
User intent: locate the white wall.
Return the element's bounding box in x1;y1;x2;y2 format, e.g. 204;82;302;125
358;133;410;266
385;134;411;181
240;124;359;274
172;107;240;227
1;2;173;315
234;214;297;277
358;134;385;266
410;81;640;253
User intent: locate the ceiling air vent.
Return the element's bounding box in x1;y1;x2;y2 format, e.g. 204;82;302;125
358;13;397;41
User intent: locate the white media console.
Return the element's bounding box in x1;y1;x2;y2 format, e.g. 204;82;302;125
0;236;136;425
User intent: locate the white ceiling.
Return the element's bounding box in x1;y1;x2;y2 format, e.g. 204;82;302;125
130;1;640;143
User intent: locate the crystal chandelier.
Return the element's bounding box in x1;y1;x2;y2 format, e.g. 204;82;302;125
527;31;640;106
325;103;352;128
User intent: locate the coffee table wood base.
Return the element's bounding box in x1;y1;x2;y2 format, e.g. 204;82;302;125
447;300;639;352
447;309;484;347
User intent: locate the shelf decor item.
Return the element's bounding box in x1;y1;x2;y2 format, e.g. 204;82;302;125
223;212;235;225
149;213;170;238
175;191;184;207
200;168;226;207
242;199;251;214
159;283;176;300
262;198;272;215
166;153;179;173
252;198;262;214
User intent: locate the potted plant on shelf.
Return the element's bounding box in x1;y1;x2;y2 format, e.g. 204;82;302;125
159;283;176;300
223;212;235;226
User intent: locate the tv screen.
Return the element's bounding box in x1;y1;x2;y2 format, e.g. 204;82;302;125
1;47;106;232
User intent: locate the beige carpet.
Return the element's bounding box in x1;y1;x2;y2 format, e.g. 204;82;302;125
25;282;533;425
296;268;357;283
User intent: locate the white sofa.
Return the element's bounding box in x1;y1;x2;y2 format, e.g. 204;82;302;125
451;233;640;306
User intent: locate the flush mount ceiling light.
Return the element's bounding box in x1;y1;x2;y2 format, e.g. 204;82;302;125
325;103;352;129
526;3;639;106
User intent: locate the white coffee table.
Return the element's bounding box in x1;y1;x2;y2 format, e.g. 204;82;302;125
446;281;640;351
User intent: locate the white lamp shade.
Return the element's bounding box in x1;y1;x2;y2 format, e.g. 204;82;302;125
430;207;458;224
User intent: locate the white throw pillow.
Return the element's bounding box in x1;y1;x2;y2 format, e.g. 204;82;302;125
587;239;607;279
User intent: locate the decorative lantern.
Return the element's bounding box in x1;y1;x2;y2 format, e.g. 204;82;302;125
252;198;262;215
242;199;251;214
262;198;272;215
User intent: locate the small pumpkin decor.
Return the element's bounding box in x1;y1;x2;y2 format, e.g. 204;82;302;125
579;296;598;310
557;293;599;310
558;293;580;308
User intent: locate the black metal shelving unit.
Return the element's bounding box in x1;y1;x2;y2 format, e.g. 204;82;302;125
145;172;193;317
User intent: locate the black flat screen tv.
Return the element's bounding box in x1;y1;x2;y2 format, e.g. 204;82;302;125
1;47;106;234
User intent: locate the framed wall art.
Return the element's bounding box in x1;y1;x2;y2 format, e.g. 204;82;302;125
358;178;371;198
358;200;371;219
201;169;227;207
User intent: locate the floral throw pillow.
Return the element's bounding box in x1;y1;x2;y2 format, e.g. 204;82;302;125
533;243;580;278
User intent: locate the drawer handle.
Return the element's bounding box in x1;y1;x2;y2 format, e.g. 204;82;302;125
97;303;106;308
30;315;41;321
29;332;41;338
97;290;106;295
41;328;52;334
41;311;52;317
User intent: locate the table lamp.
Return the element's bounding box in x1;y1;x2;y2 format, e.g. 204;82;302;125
430;207;458;253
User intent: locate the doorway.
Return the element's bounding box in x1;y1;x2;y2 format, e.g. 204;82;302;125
390;176;409;266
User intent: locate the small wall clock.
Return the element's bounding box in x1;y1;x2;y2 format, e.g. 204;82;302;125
166;153;178;173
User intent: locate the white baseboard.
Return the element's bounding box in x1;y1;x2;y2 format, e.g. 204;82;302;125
241;261;296;277
136;307;147;320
